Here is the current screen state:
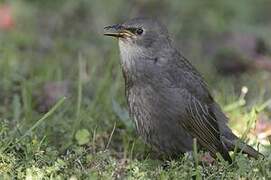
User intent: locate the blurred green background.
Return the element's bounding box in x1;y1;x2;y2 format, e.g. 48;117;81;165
0;0;271;179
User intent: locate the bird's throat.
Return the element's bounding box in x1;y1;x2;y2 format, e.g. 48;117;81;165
118;40;140;72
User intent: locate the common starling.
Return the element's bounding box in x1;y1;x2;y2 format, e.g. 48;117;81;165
104;18;262;163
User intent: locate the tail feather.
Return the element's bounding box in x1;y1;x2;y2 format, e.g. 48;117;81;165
222;137;263;158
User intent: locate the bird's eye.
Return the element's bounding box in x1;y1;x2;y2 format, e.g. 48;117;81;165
136;28;143;35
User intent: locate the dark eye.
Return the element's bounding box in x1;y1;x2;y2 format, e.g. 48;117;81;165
136;28;143;35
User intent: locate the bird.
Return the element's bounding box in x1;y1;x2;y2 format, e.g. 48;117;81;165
104;17;262;163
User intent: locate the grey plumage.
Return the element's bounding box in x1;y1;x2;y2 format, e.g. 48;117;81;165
104;17;262;162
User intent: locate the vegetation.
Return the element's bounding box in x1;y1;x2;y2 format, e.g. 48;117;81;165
0;0;271;179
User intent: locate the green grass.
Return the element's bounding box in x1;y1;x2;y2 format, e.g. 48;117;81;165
0;0;271;179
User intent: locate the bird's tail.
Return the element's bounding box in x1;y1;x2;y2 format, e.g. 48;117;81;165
222;137;263;159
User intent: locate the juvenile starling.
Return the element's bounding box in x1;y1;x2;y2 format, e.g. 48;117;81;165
104;18;262;162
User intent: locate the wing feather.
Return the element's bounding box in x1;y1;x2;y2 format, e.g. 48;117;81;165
182;92;229;157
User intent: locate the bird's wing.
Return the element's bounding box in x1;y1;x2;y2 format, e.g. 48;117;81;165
180;88;232;162
183;92;223;152
168;53;232;161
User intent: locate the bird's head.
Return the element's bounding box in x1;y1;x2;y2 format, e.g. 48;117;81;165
104;18;171;54
104;18;174;77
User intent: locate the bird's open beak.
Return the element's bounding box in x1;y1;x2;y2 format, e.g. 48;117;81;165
104;24;134;38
